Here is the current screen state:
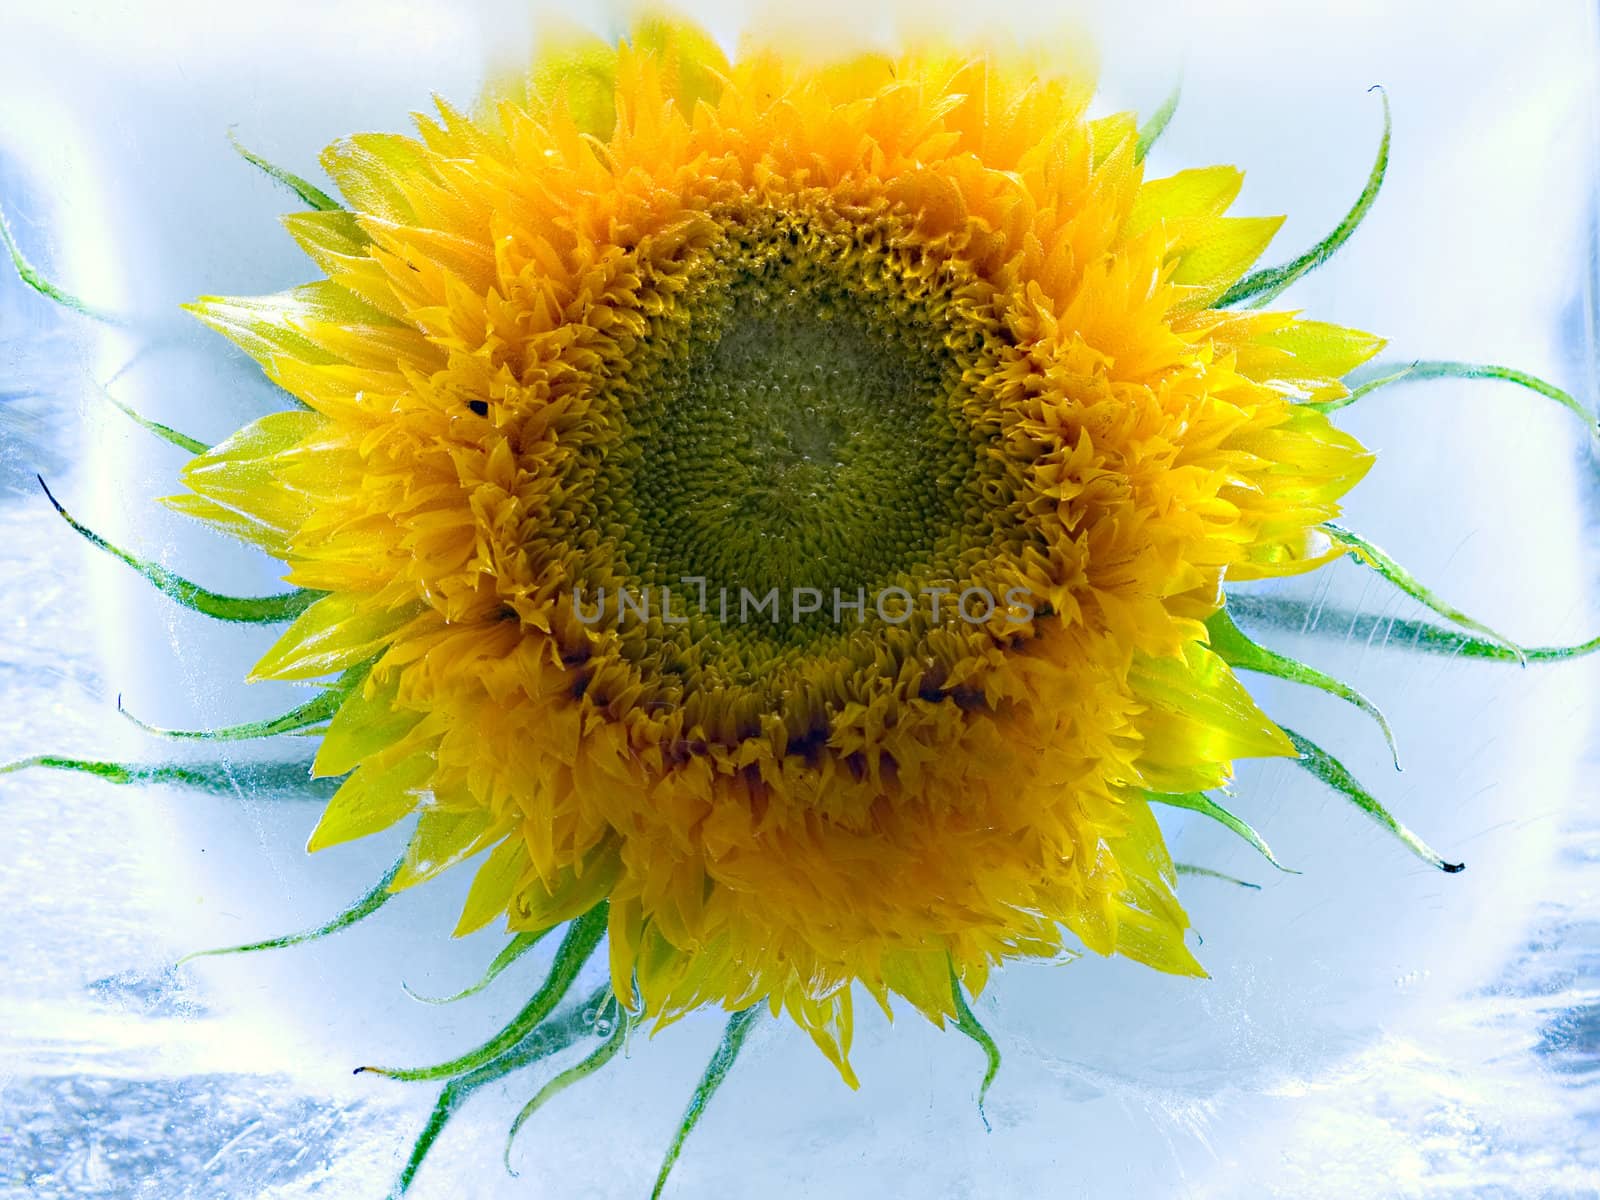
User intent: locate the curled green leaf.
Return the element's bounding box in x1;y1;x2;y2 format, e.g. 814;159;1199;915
1174;863;1261;890
40;477;317;625
504;995;630;1175
118;669;358;741
101;385;210;455
360;902;609;1083
0;197;121;323
1148;790;1297;873
179;853;404;964
1309;359;1598;439
1226;593;1600;665
652;1003;763;1200
0;753;331;798
1135;83;1182;162
947;959;1001;1132
229;131;342;211
403;929;552;1006
1283;727;1462;873
1220;86;1388;308
1324;522;1526;664
1208;605;1399;768
392;983;612;1196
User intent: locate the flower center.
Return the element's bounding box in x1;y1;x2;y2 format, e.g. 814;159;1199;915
523;197;1039;746
624;269;968;633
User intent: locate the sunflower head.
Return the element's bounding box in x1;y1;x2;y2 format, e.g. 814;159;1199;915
177;11;1380;1077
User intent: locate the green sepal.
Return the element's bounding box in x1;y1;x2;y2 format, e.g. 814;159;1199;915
0;197;121;323
1307;359;1599;439
1207;605;1399;768
119;664;365;741
1219;86;1388;308
503;995;631;1175
359;901;609;1083
403;929;552;1006
101;386;210;455
947;959;1001;1132
1174;863;1261;890
40;476;318;625
0;753;331;798
391;981;613;1196
1324;522;1526;663
1225;594;1600;665
178;852;404;965
229;131;342;211
1134;83;1181;162
1147;790;1297;873
1283;727;1463;873
651;1004;763;1200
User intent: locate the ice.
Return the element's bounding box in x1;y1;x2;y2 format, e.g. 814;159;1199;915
2;3;1599;1198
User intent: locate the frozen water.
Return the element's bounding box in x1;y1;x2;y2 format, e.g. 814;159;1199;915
2;3;1599;1197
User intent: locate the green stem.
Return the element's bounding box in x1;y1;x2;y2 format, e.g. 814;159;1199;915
1147;790;1297;872
101;386;210;455
1174;863;1261;889
1208;605;1399;768
1324;522;1526;664
117;666;362;741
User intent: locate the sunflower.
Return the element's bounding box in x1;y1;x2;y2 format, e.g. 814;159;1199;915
182;14;1380;1036
12;8;1598;1195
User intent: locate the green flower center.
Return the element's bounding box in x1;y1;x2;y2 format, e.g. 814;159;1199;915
522;198;1038;735
595;205;1011;650
628;277;966;611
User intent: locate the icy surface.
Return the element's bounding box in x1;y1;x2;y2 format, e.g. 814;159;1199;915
3;3;1599;1198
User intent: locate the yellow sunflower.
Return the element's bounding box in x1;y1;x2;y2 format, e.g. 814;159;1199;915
14;8;1598;1195
182;15;1379;1041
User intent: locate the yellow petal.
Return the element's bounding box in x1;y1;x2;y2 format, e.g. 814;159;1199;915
454;835;530;936
251;592;418;682
1127;165;1244;240
282;210;405;320
159;492;294;556
319;132;435;223
313;672;424;778
1129;642;1296;794
308;751;431;852
880;946;956;1026
786;986;859;1088
1104;800;1205;977
506;836;624;931
170;410;324;551
630;11;731;119
1170;215;1284;303
392;805;502;892
1235;318;1386;385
